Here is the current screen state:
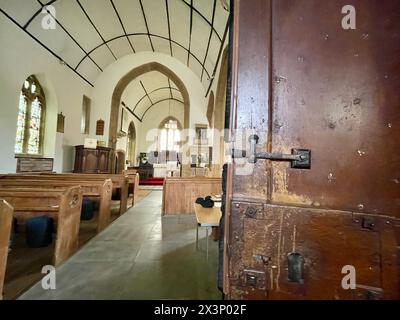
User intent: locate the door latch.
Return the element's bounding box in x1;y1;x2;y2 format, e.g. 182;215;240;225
232;135;311;169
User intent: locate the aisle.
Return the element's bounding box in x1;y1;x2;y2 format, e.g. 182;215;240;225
19;191;221;300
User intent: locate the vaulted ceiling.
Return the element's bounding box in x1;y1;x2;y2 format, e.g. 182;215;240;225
121;71;183;122
0;0;230;92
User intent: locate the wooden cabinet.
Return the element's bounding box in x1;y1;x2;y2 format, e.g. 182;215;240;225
73;145;112;174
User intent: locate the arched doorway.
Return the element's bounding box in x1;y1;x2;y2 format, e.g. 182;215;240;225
127;122;136;165
109;62;190;171
109;62;190;149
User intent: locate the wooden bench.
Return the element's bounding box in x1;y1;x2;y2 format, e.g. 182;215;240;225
0;179;112;232
1;173;129;215
0;187;82;266
37;173;130;214
123;170;140;205
0;200;13;300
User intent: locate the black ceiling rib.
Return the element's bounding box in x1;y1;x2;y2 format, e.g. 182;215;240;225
167;78;173;99
180;0;222;41
110;0;136;54
24;0;223;42
121;101;142;123
75;33;212;80
0;8;94;87
139;0;155;52
165;0;173;56
205;12;231;97
141;98;184;121
201;0;217;82
35;0;103;72
133;86;180;112
140;81;154;105
187;0;193;67
8;0;227;88
76;0;118;61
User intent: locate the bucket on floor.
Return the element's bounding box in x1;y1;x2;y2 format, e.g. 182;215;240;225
81;198;95;221
26;216;54;248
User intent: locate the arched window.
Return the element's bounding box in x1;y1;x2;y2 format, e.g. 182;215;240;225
15;76;46;155
159;118;181;153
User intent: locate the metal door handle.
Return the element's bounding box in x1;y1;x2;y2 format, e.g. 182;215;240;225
232;135;311;169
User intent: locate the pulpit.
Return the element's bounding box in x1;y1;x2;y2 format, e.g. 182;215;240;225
73;145;112;173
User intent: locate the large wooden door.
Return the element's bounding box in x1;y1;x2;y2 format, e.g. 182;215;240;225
225;0;400;300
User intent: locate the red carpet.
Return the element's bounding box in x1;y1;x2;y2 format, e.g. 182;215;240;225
139;177;165;186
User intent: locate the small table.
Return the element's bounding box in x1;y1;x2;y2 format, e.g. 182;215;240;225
194;203;222;260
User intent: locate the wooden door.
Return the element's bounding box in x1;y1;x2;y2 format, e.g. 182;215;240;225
225;0;400;300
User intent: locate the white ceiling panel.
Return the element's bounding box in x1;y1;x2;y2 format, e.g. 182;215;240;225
190;12;210;64
214;0;229;37
168;0;190;48
27;16;85;67
205;32;220;73
129;35;153;52
193;0;214;22
150;88;171;102
172;43;188;67
151;36;171;56
54;0;103;52
113;0;147;34
142;0;169;38
141;71;169;93
189;56;203;79
79;0;124;41
170;80;179;90
89;45;116;69
1;0;229;88
0;0;40;27
172;89;183;101
76;58;102;84
108;37;134;59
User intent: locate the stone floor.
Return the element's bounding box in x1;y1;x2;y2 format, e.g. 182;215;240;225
19;191;221;300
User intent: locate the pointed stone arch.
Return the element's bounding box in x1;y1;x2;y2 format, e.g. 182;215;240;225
109;62;190;150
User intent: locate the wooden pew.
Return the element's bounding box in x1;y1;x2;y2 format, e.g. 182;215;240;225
33;173;128;213
123;170;140;205
0;200;13;300
1;174;129;215
162;177;222;215
0;179;112;232
0;187;82;266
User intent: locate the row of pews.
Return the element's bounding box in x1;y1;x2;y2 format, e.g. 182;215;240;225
0;171;140;300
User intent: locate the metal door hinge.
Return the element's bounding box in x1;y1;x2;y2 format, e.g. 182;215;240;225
232;135;311;169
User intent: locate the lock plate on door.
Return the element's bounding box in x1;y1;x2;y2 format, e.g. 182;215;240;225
232;135;312;169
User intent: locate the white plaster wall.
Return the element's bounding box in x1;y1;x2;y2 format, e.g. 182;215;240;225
0;15;93;173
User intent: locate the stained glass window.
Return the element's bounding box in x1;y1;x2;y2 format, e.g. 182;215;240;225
14;76;46;155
